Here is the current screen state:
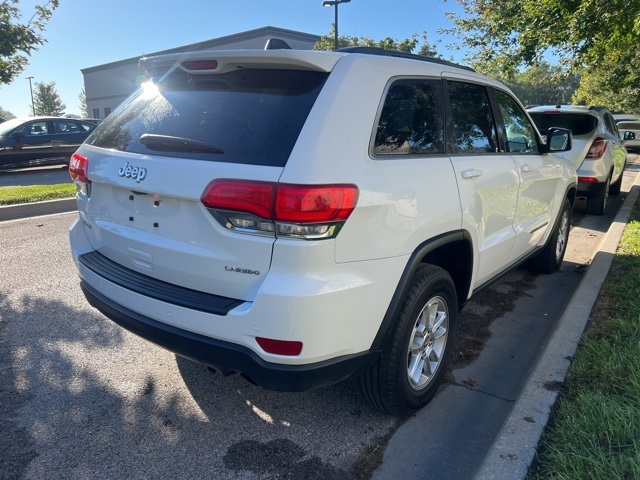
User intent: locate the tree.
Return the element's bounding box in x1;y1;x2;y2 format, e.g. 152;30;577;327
0;0;60;85
0;106;15;119
79;88;87;117
32;81;65;115
489;62;581;107
445;0;640;111
314;27;440;57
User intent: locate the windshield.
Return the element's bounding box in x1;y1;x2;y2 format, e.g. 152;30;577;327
529;112;598;137
87;69;328;167
0;118;28;136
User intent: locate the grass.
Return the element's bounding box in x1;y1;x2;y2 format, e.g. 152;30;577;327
0;183;76;205
528;196;640;480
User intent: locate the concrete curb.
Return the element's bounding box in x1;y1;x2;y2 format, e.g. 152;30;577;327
474;172;640;480
0;197;76;222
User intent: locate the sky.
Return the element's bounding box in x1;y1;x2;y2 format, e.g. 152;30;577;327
0;0;467;119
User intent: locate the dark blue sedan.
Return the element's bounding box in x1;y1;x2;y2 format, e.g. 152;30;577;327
0;117;96;170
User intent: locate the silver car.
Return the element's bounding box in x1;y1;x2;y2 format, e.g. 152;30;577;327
618;121;640;152
528;105;627;215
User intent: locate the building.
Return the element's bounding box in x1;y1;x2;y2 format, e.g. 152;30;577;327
81;26;320;120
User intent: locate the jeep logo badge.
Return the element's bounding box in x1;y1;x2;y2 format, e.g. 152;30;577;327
118;161;147;183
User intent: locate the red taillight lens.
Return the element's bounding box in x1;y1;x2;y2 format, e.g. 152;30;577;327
201;179;359;239
578;176;599;183
69;152;89;183
69;152;91;196
275;184;359;223
201;179;275;219
586;137;607;158
256;337;303;356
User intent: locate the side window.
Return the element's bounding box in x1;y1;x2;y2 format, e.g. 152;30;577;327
448;81;497;153
22;121;49;136
603;113;618;137
493;90;539;154
373;78;444;156
54;120;81;134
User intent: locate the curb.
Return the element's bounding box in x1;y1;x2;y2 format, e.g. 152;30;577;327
474;171;640;480
0;197;76;222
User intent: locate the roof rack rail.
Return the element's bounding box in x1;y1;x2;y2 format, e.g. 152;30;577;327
336;46;475;72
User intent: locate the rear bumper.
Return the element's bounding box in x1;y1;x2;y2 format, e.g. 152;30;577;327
80;281;379;392
577;179;608;197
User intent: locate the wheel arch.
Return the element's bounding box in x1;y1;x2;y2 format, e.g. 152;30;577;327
370;230;472;351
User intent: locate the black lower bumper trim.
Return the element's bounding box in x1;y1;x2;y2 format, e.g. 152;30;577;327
80;280;379;392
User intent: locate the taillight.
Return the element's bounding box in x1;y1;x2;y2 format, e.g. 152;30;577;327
586;137;607;158
201;179;359;240
69;153;91;196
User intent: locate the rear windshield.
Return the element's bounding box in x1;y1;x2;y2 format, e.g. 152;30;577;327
87;69;328;167
529;112;597;136
618;122;640;130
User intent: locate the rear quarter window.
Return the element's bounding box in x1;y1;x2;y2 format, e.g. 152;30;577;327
373;78;445;156
87;69;328;167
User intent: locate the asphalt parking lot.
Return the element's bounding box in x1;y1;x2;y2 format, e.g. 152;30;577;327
1;155;638;479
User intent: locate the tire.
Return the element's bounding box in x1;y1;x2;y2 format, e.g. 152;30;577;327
528;198;571;274
586;177;609;215
358;264;458;416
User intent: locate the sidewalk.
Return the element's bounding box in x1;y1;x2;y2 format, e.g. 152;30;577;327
0;197;76;222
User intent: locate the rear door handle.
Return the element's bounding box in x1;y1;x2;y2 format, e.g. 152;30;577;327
461;169;483;179
521;164;533;173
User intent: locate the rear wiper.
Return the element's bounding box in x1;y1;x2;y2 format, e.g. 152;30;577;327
139;134;224;154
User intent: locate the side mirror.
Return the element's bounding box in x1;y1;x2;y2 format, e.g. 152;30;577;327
545;127;572;152
10;131;25;139
623;131;636;141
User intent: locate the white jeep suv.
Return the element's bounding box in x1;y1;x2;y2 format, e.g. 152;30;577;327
69;46;576;415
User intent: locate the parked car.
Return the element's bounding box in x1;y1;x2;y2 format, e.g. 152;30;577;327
618;121;640;152
0;116;97;170
613;113;639;123
69;46;576;415
528;105;627;215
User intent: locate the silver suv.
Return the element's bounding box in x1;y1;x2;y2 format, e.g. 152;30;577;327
70;46;576;415
528;105;627;215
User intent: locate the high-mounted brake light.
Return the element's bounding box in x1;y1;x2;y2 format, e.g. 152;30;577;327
69;152;91;196
201;179;359;240
586;137;608;158
181;60;219;71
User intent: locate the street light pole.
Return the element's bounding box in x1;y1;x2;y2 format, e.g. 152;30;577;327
322;0;351;50
26;76;35;116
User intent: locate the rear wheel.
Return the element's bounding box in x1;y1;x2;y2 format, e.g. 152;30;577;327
528;198;571;273
586;177;609;215
358;265;457;416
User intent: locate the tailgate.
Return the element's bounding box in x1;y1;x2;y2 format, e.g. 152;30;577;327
77;146;281;301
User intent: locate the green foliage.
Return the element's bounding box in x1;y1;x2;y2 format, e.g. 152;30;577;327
314;27;439;57
481;61;581;107
446;0;640;112
33;80;65;116
0;106;15;119
78;88;87;118
0;0;59;85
